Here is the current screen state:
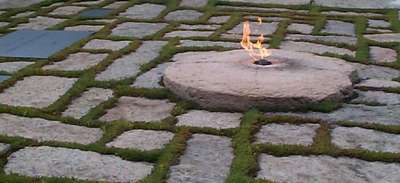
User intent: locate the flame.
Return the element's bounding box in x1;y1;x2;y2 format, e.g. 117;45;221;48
240;17;270;61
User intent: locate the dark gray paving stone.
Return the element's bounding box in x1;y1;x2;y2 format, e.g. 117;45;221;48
0;30;92;58
79;8;113;18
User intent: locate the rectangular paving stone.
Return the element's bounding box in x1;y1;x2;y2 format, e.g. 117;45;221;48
228;21;279;36
255;123;319;146
0;30;92;58
79;8;112;18
369;46;397;63
285;34;358;46
5;146;153;183
49;6;86;16
178;24;221;30
83;39;130;51
131;63;171;89
287;23;313;34
356;79;400;90
164;30;213;38
176;110;242;129
0;143;10;155
351;90;400;106
180;0;208;7
111;22;168;38
179;40;241;49
314;0;400;9
208;16;230;24
64;25;104;32
119;3;165;19
165;10;203;21
322;20;355;36
0;62;34;73
365;33;400;43
280;41;355;57
103;1;127;9
0;113;102;144
43;52;108;71
14;16;66;30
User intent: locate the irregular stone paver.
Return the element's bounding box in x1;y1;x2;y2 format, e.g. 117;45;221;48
0;62;34;73
322;20;355;36
100;97;175;122
64;25;104;32
178;24;221;30
369;19;391;28
255;123;320;145
96;41;167;81
287;23;313;34
5;146;153;183
168;134;233;183
315;0;400;9
0;143;10;155
356;79;400;90
62;88;113;119
180;0;208;7
176;110;242;129
369;46;397;63
367;28;393;33
73;0;104;6
165;10;203;21
280;41;355;57
352;90;400;105
351;63;400;80
332;126;400;153
0;22;9;27
106;129;174;151
220;33;270;40
43;52;107;71
103;1;127;9
0;76;77;108
228;21;279;35
164;30;213;38
179;40;240;48
119;3;165;19
0;113;102;144
131;63;171;88
49;6;86;16
208;16;230;24
257;154;400;183
286;34;357;45
222;0;311;5
0;0;42;9
83;39;130;51
365;33;400;43
15;16;65;30
111;22;168;38
217;5;303;13
321;11;382;17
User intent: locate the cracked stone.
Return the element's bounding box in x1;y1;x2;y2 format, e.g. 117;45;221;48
43;52;108;71
119;3;165;19
255;123;320;145
369;46;397;63
83;39;130;51
176;110;242;129
0;62;34;73
131;63;171;88
280;41;355;57
165;10;203;21
111;22;167;38
322;20;355;36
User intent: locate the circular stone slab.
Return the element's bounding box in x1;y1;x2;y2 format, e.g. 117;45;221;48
164;49;357;111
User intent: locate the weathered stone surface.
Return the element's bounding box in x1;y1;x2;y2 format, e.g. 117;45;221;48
322;20;355;36
111;22;167;38
257;154;400;183
49;6;86;16
321;11;382;17
43;52;108;71
103;1;127;9
100;97;175;122
287;23;313;34
365;33;400;43
62;88;113;119
164;49;355;111
119;3;165;19
11;11;35;18
220;33;270;40
0;62;34;73
352;90;400;105
83;39;130;51
180;0;208;7
280;41;355;57
208;16;230;24
315;0;400;9
0;0;43;9
332;126;400;153
0;22;9;27
285;34;357;45
96;41;167;81
178;24;220;30
369;19;391;28
15;16;65;30
164;30;213;38
0;143;10;155
366;28;393;33
176;110;242;129
106;129;174;151
217;5;305;13
179;40;240;48
64;25;104;32
73;0;104;6
356;79;400;90
370;46;397;63
5;146;153;182
0;113;102;144
228;21;279;36
255;123;319;145
165;10;203;21
131;63;170;88
0;76;77;108
168;134;233;183
351;63;400;80
222;0;311;5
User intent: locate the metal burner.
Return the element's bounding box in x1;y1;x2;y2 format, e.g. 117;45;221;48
254;59;272;66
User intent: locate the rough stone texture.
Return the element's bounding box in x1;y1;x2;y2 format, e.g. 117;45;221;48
96;41;167;81
208;16;230;24
176;110;242;129
73;0;104;6
0;76;77;108
64;25;104;32
228;21;279;36
168;134;233;183
321;11;383;17
62;88;113;119
164;49;356;111
178;24;220;30
111;22;167;38
322;20;355;36
43;52;108;71
257;154;400;183
280;41;355;57
255;123;320;145
287;23;313;34
352;90;400;105
15;16;65;30
131;63;170;88
332;126;400;153
119;3;165;19
356;79;400;90
164;30;213;38
315;0;400;9
365;33;400;43
0;62;34;73
369;46;397;63
217;5;304;13
103;1;127;9
180;0;208;7
0;113;102;144
369;19;391;28
83;39;130;51
179;40;240;48
351;63;400;80
367;28;393;33
49;6;86;16
0;143;10;155
165;10;203;21
222;0;311;5
106;130;174;151
0;0;43;9
5;146;153;183
286;34;357;45
220;33;271;40
100;97;175;123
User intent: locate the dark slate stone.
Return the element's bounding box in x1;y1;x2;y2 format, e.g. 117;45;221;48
0;30;92;59
0;75;10;82
79;8;113;18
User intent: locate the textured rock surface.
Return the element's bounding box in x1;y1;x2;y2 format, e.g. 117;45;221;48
5;146;153;182
180;0;208;7
119;3;165;19
165;10;203;21
287;23;313;34
179;40;240;48
352;90;400;105
0;143;10;155
0;0;43;9
164;30;213;38
168;134;233;183
315;0;400;9
0;62;34;73
365;33;400;43
64;25;104;32
351;63;400;80
286;34;357;45
280;41;355;57
369;46;397;63
369;19;391;28
0;113;102;144
132;63;170;88
322;20;355;36
15;16;65;30
0;76;77;108
43;53;108;71
106;130;174;151
49;6;86;16
228;21;279;35
257;154;400;183
356;79;400;89
178;24;221;30
176;110;242;129
111;22;167;38
223;0;311;5
83;39;130;51
255;123;319;145
100;97;175;122
208;16;231;24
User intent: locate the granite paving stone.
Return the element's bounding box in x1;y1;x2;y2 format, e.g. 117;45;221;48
222;0;311;5
83;39;130;51
0;62;34;73
366;28;393;33
351;63;400;80
164;30;213;38
285;34;358;45
287;23;313;34
368;19;391;28
165;10;203;21
321;11;383;17
15;16;66;30
352;90;400;105
11;11;35;18
111;22;168;38
103;1;127;9
64;25;104;32
131;63;171;88
322;20;355;36
255;123;320;145
79;8;113;18
73;0;104;6
228;21;279;36
208;16;230;24
43;52;107;71
280;41;355;57
355;79;400;90
0;0;44;9
180;0;208;8
49;6;86;16
364;33;400;43
176;110;242;129
314;0;400;9
178;40;241;48
119;3;165;19
0;143;10;155
369;46;397;63
177;24;221;30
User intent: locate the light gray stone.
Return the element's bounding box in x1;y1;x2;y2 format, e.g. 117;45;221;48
100;97;175;123
43;52;108;71
0;0;43;9
15;16;65;30
0;62;34;73
0;22;9;27
369;19;391;28
257;154;400;183
370;46;397;63
217;5;297;12
321;11;383;17
0;76;77;108
0;113;102;144
0;143;10;155
178;24;221;30
222;0;311;5
322;20;355;36
314;0;400;9
83;39;130;51
103;1;127;9
64;25;104;32
365;33;400;43
352;90;400;105
111;22;168;38
62;88;113;119
165;10;203;21
366;28;393;33
119;3;165;19
11;11;35;18
220;33;271;41
168;134;233;183
164;30;213;38
180;0;208;7
280;41;355;57
287;23;313;34
49;6;86;16
228;21;279;36
255;123;319;145
176;110;242;129
5;146;153;183
356;79;400;89
131;63;171;88
208;16;230;24
351;63;400;80
285;34;358;45
178;40;240;48
106;129;174;151
73;0;104;6
332;126;400;153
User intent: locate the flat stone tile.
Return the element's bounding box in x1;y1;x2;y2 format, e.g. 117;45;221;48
321;11;383;17
49;6;86;16
365;33;400;42
208;16;230;24
73;0;104;6
165;10;203;21
62;88;113;119
0;30;92;59
83;39;130;51
0;22;9;27
257;154;400;183
0;0;43;9
287;23;313;34
0;76;77;108
228;21;279;36
119;3;165;19
180;0;208;7
220;33;270;41
168;134;233;183
178;40;241;49
351;62;400;80
164;30;213;38
356;79;400;90
15;16;66;30
5;146;153;182
322;20;355;36
11;11;35;18
106;130;174;151
132;63;170;88
100;97;175;123
314;0;400;9
369;19;391;28
280;41;355;57
0;143;10;155
0;61;34;73
79;8;112;18
0;113;102;144
64;25;104;32
178;24;221;30
103;1;127;9
111;22;168;38
370;46;397;63
43;52;107;71
222;0;311;5
176;110;242;129
285;34;358;45
255;123;319;145
352;90;400;105
366;28;393;33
